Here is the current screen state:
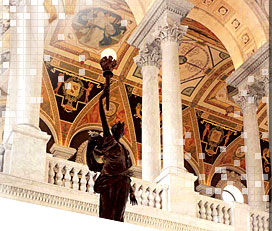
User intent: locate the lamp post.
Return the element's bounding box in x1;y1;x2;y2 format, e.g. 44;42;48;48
99;49;117;111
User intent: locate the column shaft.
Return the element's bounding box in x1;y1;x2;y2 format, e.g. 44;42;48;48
243;102;265;210
161;40;183;169
135;42;162;181
3;0;44;143
141;65;161;181
2;0;50;182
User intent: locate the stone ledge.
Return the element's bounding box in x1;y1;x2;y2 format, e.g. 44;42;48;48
0;173;235;231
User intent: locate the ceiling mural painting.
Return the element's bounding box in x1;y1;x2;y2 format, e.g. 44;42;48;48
47;0;137;67
44;59;104;122
196;108;241;164
36;0;271;191
72;8;127;49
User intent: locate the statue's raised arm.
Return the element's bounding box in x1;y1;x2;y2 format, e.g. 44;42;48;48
99;86;111;138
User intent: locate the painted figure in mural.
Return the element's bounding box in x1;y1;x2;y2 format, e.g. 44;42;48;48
84;82;94;103
223;130;232;147
86;86;137;222
202;123;210;141
72;9;127;49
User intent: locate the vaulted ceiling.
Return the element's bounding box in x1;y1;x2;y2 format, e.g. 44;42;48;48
0;0;270;191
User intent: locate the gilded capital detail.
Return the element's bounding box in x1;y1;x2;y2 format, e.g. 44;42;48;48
155;23;187;45
134;41;162;69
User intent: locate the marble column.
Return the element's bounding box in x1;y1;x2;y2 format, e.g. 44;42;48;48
134;42;162;182
2;0;50;182
156;23;187;171
154;22;198;216
234;78;267;211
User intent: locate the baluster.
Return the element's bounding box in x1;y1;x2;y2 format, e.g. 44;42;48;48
64;165;72;188
48;162;55;184
80;169;87;192
148;188;155;208
72;168;80;190
198;200;206;219
205;201;212;221
264;217;269;231
142;186;149;206
211;203;218;222
258;216;264;231
132;183;139;204
250;214;254;231
252;214;258;231
222;206;230;225
155;188;162;209
55;164;63;186
217;204;223;224
86;172;94;193
227;208;232;225
138;185;144;205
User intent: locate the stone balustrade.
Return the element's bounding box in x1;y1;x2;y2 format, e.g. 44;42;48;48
0;173;235;231
197;195;232;225
46;154;96;194
46;154;168;210
250;209;269;231
131;177;168;210
0;154;265;231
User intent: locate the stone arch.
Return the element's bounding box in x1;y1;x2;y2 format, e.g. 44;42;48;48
124;0;268;69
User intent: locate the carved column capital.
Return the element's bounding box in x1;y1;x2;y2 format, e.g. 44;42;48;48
233;95;247;112
155;23;187;46
255;75;269;95
134;41;162;69
233;77;268;111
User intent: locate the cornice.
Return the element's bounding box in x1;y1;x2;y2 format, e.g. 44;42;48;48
127;0;194;49
226;42;269;88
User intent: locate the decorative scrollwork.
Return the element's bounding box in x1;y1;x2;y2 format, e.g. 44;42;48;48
155;22;187;46
134;41;162;69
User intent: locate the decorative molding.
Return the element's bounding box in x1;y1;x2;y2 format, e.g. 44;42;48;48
134;41;162;69
155;23;187;46
0;183;221;231
0;184;99;214
127;0;194;49
226;42;269;88
50;143;76;160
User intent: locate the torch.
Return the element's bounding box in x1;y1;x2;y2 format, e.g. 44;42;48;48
99;49;117;111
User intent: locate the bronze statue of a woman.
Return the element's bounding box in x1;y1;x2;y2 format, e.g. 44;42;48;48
86;85;137;222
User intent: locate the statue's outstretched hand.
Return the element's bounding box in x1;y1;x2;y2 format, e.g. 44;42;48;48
130;192;138;206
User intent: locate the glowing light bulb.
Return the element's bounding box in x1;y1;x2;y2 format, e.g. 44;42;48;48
101;48;117;60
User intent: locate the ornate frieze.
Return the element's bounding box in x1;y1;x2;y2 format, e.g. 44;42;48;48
155;23;187;46
134;41;162;69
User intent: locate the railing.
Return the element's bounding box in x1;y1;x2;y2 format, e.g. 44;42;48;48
46;155;270;231
197;195;232;225
46;155;168;210
131;177;168;210
250;209;269;231
47;154;96;193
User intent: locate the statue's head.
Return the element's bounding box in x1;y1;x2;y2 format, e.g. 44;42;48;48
111;121;125;141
